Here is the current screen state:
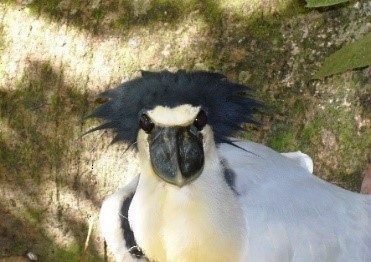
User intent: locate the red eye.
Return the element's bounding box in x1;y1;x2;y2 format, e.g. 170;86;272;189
140;114;154;133
194;110;207;130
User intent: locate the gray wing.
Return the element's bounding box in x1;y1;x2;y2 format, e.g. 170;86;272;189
218;140;371;261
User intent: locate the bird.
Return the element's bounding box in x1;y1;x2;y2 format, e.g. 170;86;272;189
86;70;371;262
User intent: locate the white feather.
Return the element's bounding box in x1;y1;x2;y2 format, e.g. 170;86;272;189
147;104;200;126
128;126;247;262
219;140;371;261
281;151;314;173
100;139;370;261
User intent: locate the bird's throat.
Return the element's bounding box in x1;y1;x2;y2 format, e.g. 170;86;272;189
129;158;247;262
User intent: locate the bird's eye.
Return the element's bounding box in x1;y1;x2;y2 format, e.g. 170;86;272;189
194;110;207;130
140;114;154;133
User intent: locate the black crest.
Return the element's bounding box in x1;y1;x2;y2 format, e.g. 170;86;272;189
85;70;262;146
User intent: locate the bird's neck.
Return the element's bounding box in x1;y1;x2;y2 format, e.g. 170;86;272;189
129;147;247;262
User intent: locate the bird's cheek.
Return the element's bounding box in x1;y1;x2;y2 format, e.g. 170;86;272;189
199;125;214;154
137;130;151;160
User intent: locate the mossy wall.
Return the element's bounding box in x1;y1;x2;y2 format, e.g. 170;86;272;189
0;0;369;260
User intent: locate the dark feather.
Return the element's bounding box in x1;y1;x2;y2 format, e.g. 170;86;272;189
85;70;263;146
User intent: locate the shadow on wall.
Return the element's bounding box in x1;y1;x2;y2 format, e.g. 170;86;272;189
0;60;104;261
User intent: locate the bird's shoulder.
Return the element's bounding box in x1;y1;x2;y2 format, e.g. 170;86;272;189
217;139;371;261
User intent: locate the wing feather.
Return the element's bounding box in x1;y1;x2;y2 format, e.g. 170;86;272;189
217;140;371;261
99;175;147;262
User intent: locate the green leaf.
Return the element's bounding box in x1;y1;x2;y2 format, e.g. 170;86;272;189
306;0;348;8
313;32;371;79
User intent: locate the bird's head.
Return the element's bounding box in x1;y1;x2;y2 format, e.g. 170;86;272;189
86;70;261;187
137;104;212;187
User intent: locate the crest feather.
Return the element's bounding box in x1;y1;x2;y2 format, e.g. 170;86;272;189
85;70;263;146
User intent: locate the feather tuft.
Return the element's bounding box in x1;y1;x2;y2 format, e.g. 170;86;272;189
85;70;263;146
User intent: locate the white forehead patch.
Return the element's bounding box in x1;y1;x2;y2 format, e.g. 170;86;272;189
147;104;200;126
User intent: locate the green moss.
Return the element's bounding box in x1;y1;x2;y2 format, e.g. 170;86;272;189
92;7;105;20
301;119;323;148
48;235;102;262
0;60;90;178
269;131;298;152
242;131;256;141
28;0;62;16
52;244;82;261
22;208;42;226
327;171;362;192
249;19;277;38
